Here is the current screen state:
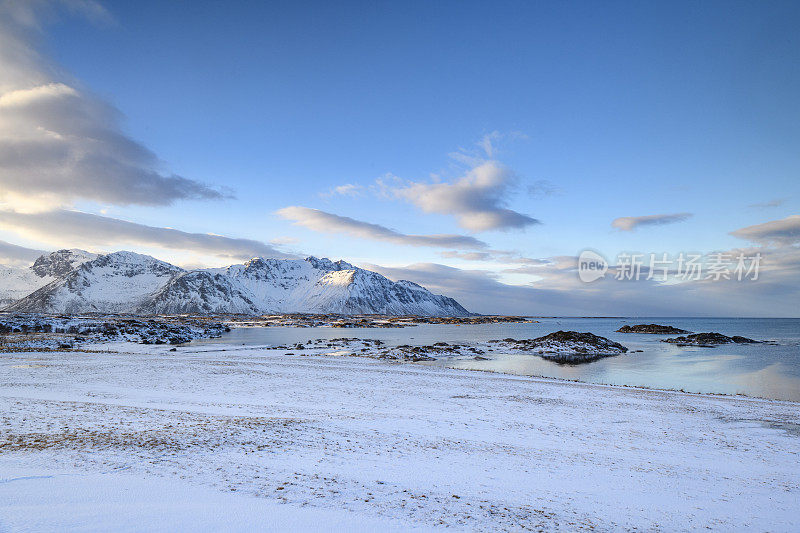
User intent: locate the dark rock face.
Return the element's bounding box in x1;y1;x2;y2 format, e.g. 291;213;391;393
491;331;628;363
30;249;94;278
663;332;759;346
617;324;691;334
142;271;261;315
304;257;355;271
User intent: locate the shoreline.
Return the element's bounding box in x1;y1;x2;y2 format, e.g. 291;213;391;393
181;338;800;404
435;360;800;405
5;315;794;404
53;340;800;405
6;338;800;410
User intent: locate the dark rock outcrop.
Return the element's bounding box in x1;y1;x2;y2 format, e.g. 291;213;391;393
663;332;759;346
617;324;691;334
30;249;97;278
491;331;628;363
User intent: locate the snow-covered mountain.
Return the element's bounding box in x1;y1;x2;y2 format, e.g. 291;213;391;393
0;249;97;306
7;251;182;314
3;251;471;316
31;249;99;278
142;270;262;315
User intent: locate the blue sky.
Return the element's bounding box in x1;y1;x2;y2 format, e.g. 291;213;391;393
0;0;798;315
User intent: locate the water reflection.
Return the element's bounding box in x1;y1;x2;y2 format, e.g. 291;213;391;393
192;318;800;401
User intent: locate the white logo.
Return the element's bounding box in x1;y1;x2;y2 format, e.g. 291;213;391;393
578;250;608;283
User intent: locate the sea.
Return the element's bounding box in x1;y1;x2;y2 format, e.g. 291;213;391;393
192;318;800;402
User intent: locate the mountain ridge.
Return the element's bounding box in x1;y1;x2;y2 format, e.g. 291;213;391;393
1;250;472;316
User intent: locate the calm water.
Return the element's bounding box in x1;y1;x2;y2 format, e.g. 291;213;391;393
193;318;800;401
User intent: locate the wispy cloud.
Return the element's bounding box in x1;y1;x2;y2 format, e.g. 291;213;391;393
449;130;528;164
1;0;113;32
0;1;226;210
527;179;560;198
439;251;495;261
319;183;364;198
612;212;693;231
748;198;786;209
276;206;488;249
393;161;539;232
0;209;290;261
439;250;550;266
477;131;501;159
269;236;299;245
731;215;800;245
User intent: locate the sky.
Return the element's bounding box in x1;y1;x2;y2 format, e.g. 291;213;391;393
0;0;798;316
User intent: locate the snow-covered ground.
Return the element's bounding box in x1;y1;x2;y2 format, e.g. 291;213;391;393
2;343;799;531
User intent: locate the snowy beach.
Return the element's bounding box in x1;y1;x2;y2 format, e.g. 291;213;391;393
2;342;799;531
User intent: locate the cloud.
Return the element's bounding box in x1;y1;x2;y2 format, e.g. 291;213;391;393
449;130;528;165
369;173;403;199
276;206;488;249
366;247;800;317
0;1;226;209
477;132;500;158
731;215;800;245
501;255;576;279
393;161;539;231
611;213;693;231
0;239;47;266
0;209;290;261
320;184;364;198
439;251;495;261
361;262;664;316
748;199;786;209
324;137;540;233
1;0;113;32
269;236;299;245
440;250;551;266
504;256;552;266
527;180;561;198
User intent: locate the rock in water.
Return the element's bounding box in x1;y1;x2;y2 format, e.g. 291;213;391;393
663;332;759;346
491;331;629;363
617;324;691;334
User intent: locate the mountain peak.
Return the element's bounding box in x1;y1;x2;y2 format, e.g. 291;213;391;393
100;250;164;262
334;259;356;270
244;257;262;264
30;249;98;278
305;256;356;271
